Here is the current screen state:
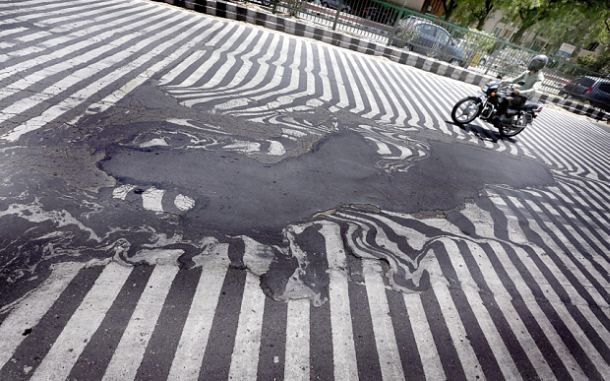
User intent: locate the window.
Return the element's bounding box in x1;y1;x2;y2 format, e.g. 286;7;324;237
598;83;610;93
578;78;595;87
436;30;451;45
417;24;437;37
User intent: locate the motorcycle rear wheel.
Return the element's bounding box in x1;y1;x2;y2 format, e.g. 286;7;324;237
451;97;482;125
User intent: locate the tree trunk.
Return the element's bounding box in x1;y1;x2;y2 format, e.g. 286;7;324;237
510;18;536;44
443;0;457;21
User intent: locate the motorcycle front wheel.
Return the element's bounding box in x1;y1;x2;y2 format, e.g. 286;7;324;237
451;97;482;125
499;115;527;137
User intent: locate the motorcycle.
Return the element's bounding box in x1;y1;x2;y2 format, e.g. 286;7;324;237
451;80;544;137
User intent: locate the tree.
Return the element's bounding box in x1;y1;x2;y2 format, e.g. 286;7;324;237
441;0;459;21
451;0;501;30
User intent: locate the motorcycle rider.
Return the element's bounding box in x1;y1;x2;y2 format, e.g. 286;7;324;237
493;54;548;125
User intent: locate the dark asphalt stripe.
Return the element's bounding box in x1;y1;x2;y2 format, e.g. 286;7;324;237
285;39;325;106
0;2;135;48
384;64;432;128
495;196;604;380
0;266;103;381
501;197;610;360
218;38;296;109
0;0;107;22
434;242;505;381
68;265;154;381
488;243;573;380
345;254;382;381
477;196;581;380
160;24;230;87
385;282;426;380
420;285;468;381
235;36;306;109
309;302;333;381
358;55;399;122
186;26;253;88
256;297;288;381
197;267;247;380
456;240;539;380
532;189;610;268
134;267;202;381
0;9;187;111
555;180;610;227
330;48;358;112
321;45;341;108
308;224;334;381
0;4;165;86
204;29;269;91
396;65;442;129
372;60;421;127
506;190;610;306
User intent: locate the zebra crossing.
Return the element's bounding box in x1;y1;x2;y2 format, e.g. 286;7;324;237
1;0;609;380
1;178;609;380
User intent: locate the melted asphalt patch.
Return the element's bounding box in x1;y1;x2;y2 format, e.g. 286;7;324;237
100;130;554;236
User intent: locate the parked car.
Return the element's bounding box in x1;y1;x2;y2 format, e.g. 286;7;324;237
390;17;467;67
560;76;610;111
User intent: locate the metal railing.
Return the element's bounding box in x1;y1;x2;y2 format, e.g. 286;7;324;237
234;0;605;102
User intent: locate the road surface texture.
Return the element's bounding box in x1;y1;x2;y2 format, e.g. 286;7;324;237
1;0;609;380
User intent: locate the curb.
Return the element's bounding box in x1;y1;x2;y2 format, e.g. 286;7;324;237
156;0;609;121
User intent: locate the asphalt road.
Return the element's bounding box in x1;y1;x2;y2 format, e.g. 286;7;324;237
1;0;609;380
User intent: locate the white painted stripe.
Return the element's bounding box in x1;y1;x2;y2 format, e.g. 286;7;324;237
142;188;166;212
284;298;310;381
112;184;136;200
0;26;29;39
362;261;405;381
2;12;216;142
0;262;84;369
101;265;179;381
402;293;446;381
321;222;359;381
167;249;230;381
487;240;588;380
30;262;132;381
227;271;267;380
0;3;162;83
463;240;557;381
427;254;485;381
76;20;225;121
442;239;521;379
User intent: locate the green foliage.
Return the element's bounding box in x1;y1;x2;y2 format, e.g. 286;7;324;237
577;49;610;76
463;29;497;53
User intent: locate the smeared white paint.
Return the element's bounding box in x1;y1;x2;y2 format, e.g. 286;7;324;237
142;188;165;212
174;194;195;212
139;138;168;148
0;201;100;241
267;140;286;156
240;235;276;276
223;141;261;153
112;184;136;200
129;248;184;266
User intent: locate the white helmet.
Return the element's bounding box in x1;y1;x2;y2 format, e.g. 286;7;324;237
528;55;548;71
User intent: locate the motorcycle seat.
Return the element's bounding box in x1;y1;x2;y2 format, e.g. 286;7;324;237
521;102;542;111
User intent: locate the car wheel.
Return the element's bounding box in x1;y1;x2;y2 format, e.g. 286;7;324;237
449;58;461;66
